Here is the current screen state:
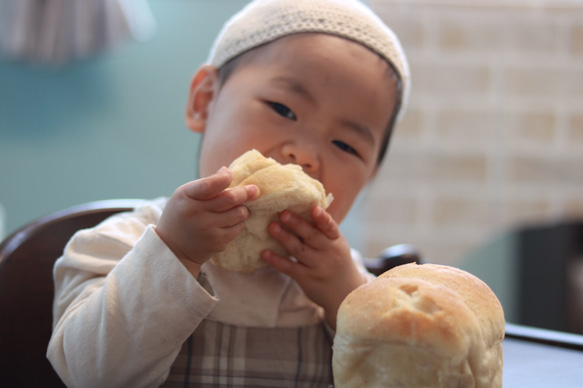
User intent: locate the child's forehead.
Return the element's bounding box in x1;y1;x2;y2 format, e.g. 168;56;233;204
219;33;399;113
225;33;399;110
207;0;410;121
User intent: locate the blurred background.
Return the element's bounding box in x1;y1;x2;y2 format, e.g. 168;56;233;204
1;0;582;334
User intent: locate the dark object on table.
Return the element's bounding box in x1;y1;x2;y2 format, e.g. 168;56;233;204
363;243;421;276
516;221;583;335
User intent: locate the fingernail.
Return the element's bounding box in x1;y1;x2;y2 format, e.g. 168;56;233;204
281;211;292;222
248;185;260;198
313;206;322;217
217;166;227;173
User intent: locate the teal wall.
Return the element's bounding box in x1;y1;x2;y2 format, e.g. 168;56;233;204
459;231;519;323
0;1;248;236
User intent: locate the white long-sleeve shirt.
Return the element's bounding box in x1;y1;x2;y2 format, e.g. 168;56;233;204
47;198;371;387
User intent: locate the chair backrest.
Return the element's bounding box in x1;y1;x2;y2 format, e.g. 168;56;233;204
0;199;144;388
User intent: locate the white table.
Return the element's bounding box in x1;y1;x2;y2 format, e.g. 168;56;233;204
504;324;583;387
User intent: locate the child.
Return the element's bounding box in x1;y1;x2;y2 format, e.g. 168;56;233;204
47;0;410;386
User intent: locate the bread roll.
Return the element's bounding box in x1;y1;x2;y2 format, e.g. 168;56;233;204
333;263;504;388
211;149;333;273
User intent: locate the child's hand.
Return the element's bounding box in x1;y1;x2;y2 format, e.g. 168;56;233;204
156;167;259;277
261;207;366;329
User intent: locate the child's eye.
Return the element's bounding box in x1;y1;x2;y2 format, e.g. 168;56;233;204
268;102;297;121
332;140;359;157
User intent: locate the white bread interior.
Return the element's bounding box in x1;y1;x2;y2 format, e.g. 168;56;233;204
211;149;333;273
333;263;505;388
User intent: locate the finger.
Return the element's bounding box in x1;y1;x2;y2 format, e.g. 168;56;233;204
278;210;328;249
210;185;260;212
219;221;247;242
215;205;251;228
262;249;304;278
311;206;340;240
196;221;247;255
268;221;315;265
183;167;233;200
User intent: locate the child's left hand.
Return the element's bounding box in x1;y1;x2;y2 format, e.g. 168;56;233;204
261;206;366;329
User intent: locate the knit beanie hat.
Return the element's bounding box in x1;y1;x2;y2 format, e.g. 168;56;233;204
207;0;411;122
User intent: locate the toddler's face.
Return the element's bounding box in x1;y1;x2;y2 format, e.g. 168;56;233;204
189;33;399;224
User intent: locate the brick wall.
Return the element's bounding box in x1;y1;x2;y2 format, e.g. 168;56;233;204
360;0;583;265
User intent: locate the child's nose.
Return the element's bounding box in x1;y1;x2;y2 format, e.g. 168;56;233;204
281;143;320;173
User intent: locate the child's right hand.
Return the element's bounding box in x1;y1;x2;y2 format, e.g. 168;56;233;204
155;167;260;277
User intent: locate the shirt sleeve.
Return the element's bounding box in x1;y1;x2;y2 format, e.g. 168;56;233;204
47;204;218;388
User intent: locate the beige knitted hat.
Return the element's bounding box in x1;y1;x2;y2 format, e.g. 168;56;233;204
207;0;411;122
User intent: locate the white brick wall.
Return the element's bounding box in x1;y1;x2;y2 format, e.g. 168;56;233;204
359;0;583;265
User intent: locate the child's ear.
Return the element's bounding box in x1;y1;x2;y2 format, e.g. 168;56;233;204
185;65;219;133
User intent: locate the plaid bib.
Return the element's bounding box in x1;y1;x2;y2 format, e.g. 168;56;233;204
162;319;333;387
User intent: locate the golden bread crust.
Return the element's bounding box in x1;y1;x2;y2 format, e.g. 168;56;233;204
333;263;505;388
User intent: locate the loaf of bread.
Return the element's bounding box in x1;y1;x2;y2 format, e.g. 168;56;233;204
211;149;333;273
333;263;505;388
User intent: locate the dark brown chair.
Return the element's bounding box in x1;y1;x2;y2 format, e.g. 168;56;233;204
0;199;144;388
0;199;419;387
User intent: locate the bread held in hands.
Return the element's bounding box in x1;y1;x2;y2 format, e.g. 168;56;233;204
333;263;505;388
211;149;333;273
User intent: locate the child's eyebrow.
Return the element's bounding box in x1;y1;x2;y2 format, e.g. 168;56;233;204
269;76;315;104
